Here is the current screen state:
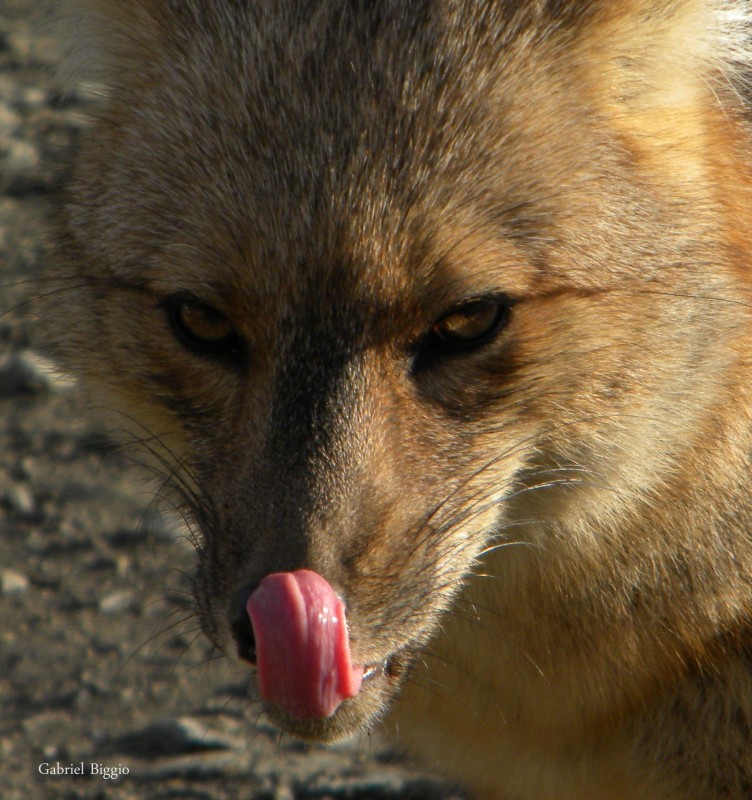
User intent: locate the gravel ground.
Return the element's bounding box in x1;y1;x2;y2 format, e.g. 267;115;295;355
0;4;466;798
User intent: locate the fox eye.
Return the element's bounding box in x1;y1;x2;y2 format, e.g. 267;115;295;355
432;297;511;347
164;294;239;354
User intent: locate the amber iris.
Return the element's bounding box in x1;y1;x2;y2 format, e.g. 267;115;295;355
165;293;238;353
433;298;507;345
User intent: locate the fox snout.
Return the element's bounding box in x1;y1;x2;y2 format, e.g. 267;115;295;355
173;296;525;738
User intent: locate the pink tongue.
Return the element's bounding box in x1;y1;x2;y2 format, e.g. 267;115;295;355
245;570;363;719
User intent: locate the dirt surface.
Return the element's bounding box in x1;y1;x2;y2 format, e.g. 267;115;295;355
0;5;466;799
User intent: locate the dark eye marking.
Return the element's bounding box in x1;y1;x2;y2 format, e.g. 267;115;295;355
161;292;242;358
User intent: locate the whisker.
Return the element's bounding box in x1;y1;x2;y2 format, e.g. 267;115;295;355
91;408;219;535
115;611;199;677
402;668;484;721
0;281;96;319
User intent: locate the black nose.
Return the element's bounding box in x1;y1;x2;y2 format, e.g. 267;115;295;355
229;591;256;664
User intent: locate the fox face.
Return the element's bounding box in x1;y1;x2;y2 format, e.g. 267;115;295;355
46;1;752;796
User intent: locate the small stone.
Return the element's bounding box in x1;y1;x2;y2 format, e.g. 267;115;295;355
99;590;138;615
1;569;29;596
5;482;35;515
3;136;38;170
2;138;47;196
0;351;75;396
19;86;47;108
0;105;21;137
17;457;36;481
7;30;32;61
42;745;60;761
0;351;46;395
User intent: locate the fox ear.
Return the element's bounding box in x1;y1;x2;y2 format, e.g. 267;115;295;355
52;0;162;91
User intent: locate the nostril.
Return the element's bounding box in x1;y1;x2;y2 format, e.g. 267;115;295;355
230;600;256;664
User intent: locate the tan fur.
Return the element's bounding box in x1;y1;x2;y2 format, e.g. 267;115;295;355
43;1;752;797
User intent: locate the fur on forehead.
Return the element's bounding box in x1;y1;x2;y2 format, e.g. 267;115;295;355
52;0;752;99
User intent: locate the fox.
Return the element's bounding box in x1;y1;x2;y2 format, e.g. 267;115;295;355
40;0;752;797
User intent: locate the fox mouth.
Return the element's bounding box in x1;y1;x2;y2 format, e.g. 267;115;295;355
257;650;411;743
229;569;411;739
